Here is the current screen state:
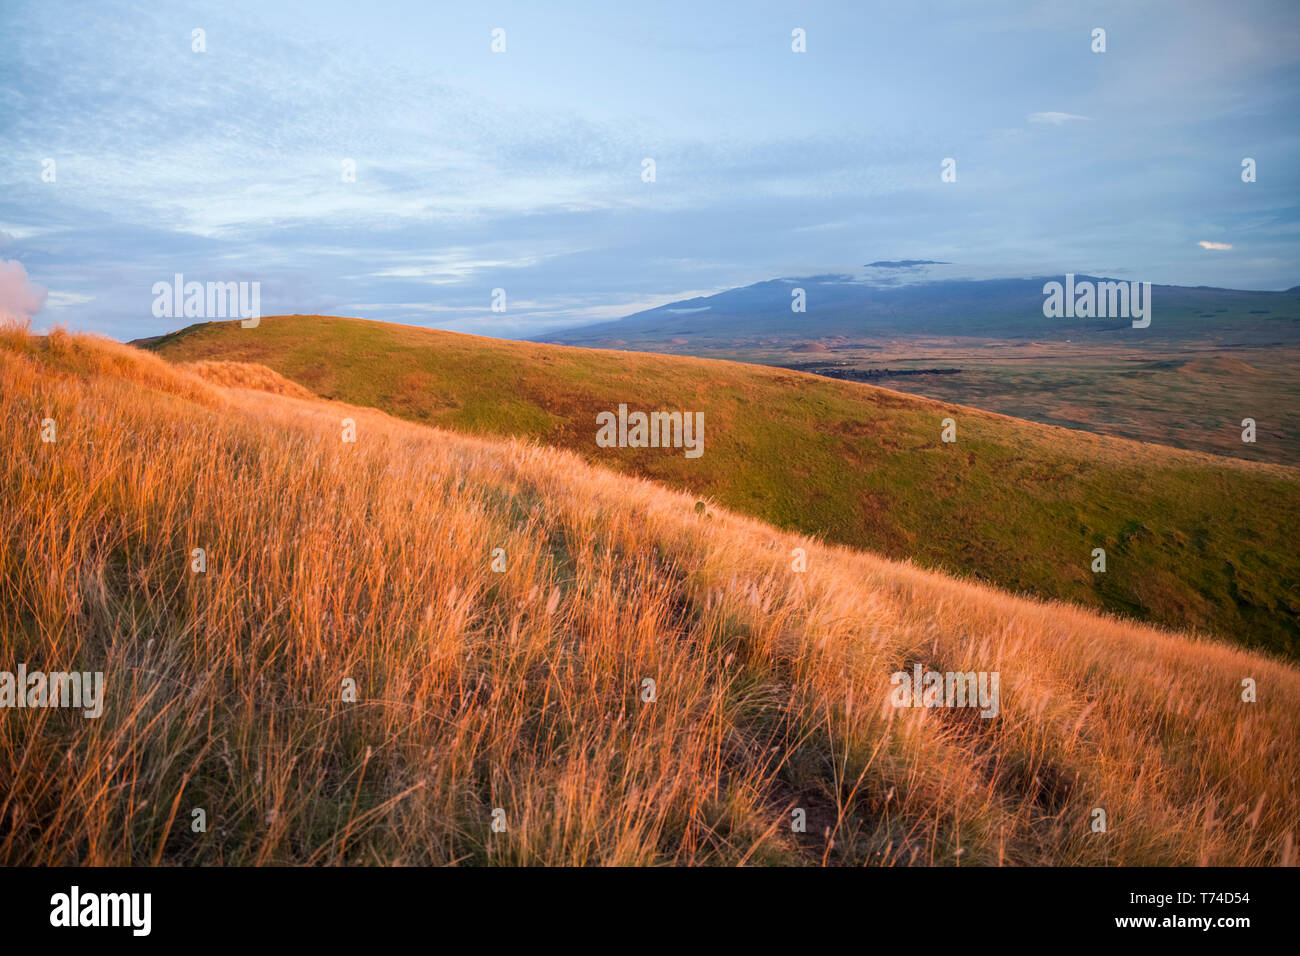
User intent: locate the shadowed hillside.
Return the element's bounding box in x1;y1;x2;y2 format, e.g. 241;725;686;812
144;315;1300;660
4;324;1299;865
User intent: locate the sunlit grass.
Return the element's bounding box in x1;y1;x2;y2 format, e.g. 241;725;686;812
2;325;1297;865
146;315;1300;659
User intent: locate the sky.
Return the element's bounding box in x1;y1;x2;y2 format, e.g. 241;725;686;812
1;0;1298;341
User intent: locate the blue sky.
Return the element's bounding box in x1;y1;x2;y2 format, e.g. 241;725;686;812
1;0;1298;340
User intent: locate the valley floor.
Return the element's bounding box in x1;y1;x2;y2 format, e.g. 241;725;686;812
715;340;1300;468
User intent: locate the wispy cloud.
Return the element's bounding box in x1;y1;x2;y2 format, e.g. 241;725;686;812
1027;112;1091;126
2;0;1298;339
1198;241;1233;250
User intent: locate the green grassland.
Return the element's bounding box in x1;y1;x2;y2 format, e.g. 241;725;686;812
146;315;1300;659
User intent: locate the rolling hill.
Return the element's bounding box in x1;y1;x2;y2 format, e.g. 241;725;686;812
143;315;1300;659
4;324;1298;865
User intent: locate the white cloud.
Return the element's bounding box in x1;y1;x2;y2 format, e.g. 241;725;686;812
0;260;48;321
44;291;96;309
1198;241;1233;250
1027;112;1091;125
367;249;557;285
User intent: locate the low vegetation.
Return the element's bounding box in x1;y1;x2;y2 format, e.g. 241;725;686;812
147;316;1300;659
3;325;1297;865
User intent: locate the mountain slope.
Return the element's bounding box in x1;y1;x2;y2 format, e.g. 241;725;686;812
546;275;1300;348
5;324;1299;865
144;315;1300;658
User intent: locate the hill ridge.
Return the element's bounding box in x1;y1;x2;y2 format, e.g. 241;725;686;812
145;314;1300;659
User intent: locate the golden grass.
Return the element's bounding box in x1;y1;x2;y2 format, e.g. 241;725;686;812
179;359;318;399
2;325;1297;865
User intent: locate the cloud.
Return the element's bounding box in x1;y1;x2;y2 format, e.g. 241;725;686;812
44;291;95;309
0;260;48;321
864;259;952;268
4;0;1298;338
1198;241;1233;251
1027;112;1091;125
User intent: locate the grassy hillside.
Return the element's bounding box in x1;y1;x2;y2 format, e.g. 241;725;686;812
4;325;1298;865
145;315;1300;660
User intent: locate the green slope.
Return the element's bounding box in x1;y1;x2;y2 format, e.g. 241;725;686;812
145;315;1300;658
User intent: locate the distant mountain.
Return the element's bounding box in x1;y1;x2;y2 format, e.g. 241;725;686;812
545;275;1300;347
